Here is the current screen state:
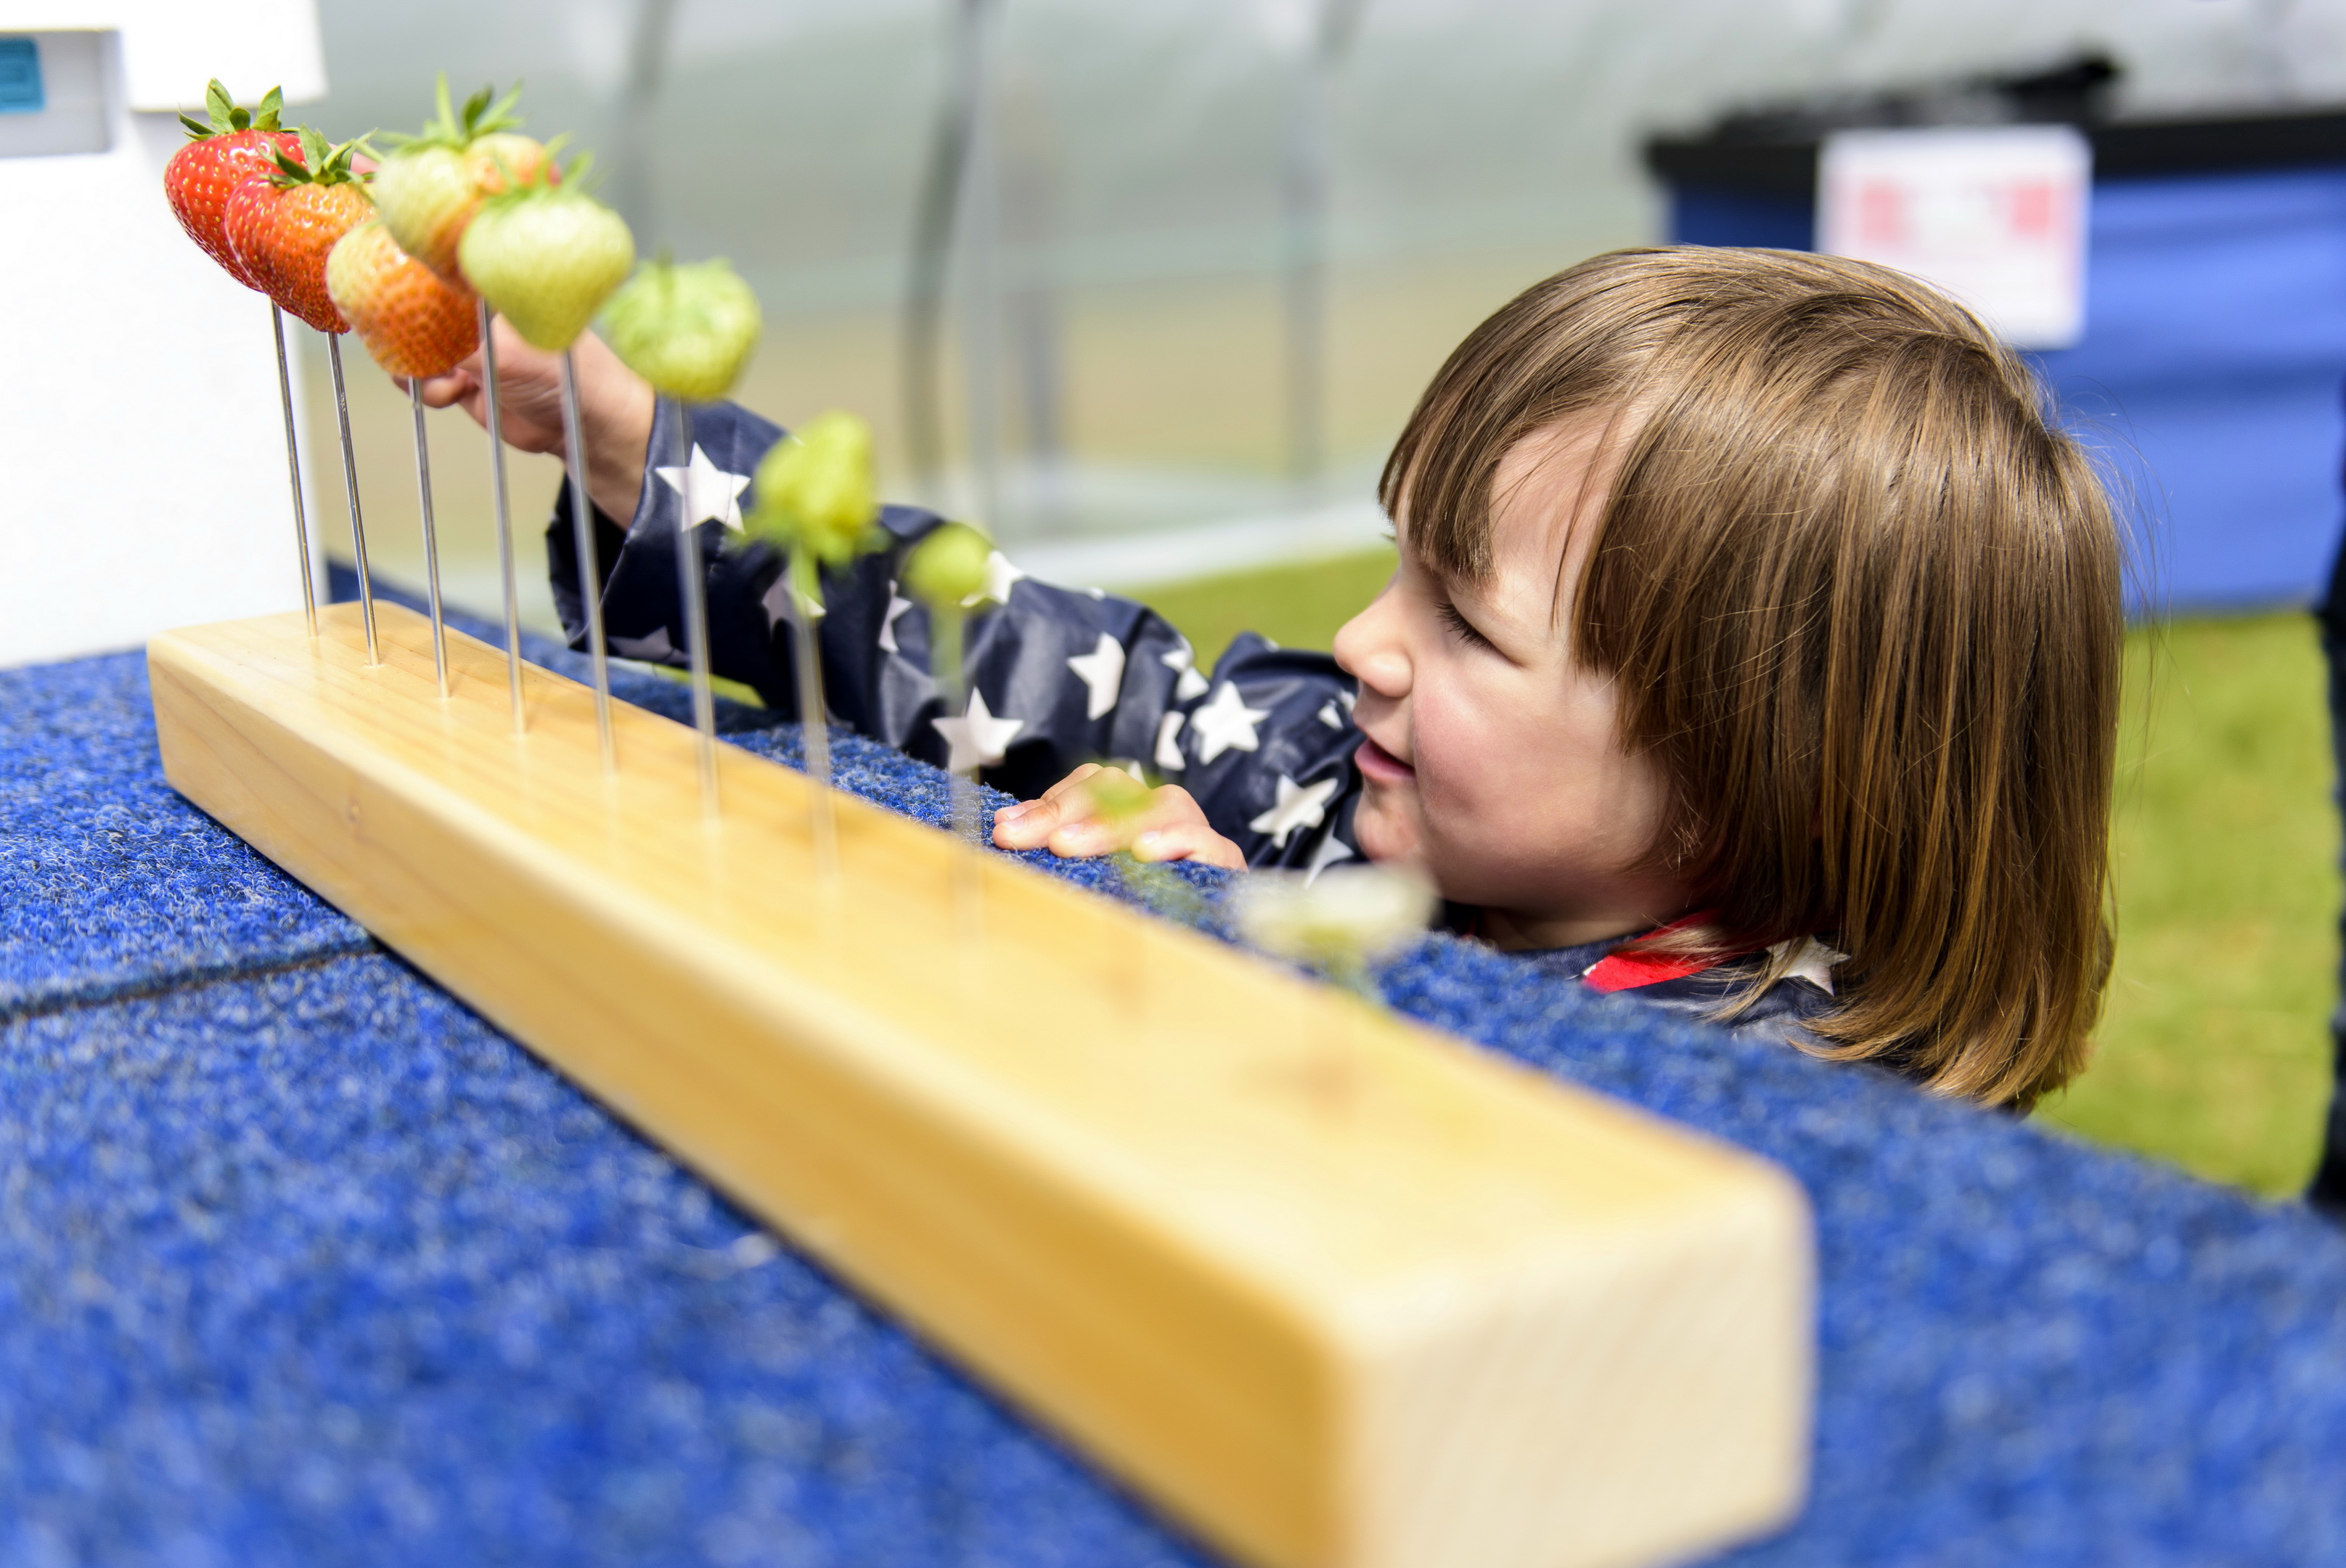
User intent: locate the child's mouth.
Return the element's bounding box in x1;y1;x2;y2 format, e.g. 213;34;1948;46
1355;736;1416;785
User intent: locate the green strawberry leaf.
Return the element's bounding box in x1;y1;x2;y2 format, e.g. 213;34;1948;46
298;125;329;168
485;83;524;128
401;74;526;150
179;113;211;139
254;86;284;131
205;80;232;127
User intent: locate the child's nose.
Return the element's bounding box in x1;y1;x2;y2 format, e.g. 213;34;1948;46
1332;595;1410;701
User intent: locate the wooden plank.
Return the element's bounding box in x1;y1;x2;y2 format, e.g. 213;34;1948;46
147;602;1815;1568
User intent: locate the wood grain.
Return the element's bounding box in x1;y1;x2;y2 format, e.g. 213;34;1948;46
148;603;1814;1568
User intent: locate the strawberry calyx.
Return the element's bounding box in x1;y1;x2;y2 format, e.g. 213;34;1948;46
378;73;526;153
179;79;285;142
268;126;372;189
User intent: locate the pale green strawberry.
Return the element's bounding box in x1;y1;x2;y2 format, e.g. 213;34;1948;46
372;78;553;284
903;521;992;610
457;169;634;352
747;412;882;573
602;256;762;402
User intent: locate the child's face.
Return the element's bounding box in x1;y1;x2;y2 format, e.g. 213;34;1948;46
1331;419;1696;948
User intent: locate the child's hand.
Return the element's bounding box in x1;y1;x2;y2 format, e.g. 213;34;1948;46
992;764;1248;870
409;319;654;522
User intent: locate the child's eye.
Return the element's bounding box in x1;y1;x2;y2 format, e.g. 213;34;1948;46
1437;599;1495;650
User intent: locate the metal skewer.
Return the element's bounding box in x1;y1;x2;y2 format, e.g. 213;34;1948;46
409;380;450;698
269;303;315;637
931;603;978;848
558;346;616;769
326;330;379;666
931;597;981;941
674;403;719;814
788;544;837;879
478;300;526;734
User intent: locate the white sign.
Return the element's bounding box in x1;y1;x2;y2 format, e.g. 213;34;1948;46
1818;125;2091;350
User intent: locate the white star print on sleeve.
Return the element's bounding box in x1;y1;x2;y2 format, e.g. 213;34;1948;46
1189;681;1270;764
931;687;1026;772
878;581;914;653
654;444;753;530
1304;825;1356;884
1066;632;1127;720
962;550;1027;608
610;626;677;663
1153;711;1186;772
1161;642;1211;701
761;572;824;632
1316;701;1344;729
1248;774;1338;848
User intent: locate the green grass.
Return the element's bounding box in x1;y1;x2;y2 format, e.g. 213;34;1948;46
1124;547;1397;669
2039;613;2339;1196
1134;550;2342;1198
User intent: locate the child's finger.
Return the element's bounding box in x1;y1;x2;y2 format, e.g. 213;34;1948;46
990;764;1104;849
414;367;478;410
1130;822;1247;871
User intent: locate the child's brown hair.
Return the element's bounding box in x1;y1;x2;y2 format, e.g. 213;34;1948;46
1384;247;2122;1108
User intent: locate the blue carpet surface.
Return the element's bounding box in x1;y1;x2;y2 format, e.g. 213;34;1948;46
0;653;370;1020
7;589;2346;1564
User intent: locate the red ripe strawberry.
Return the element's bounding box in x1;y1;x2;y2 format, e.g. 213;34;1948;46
225;128;374;333
161;81;299;290
326;220;479;379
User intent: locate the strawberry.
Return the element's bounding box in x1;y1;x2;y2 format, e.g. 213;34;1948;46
162;81;300;290
370;78;557;285
457;160;634;352
327;220;480;379
748;412;882;571
602;256;762;401
904;521;993;611
225;128;374;333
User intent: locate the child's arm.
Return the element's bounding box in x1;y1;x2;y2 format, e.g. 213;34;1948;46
548;395;1369;873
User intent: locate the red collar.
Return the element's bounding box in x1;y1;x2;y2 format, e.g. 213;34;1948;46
1582;911;1760;995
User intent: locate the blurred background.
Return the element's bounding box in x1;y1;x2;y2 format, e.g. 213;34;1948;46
302;0;2346;609
11;0;2346;1199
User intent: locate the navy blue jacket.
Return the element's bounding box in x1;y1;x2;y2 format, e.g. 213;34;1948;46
545;396;1838;1050
547;397;1367;876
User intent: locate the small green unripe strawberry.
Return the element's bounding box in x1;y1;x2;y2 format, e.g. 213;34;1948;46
748;412;882;572
904;522;993;609
458;171;634;352
602;256;762;402
1231;865;1436;996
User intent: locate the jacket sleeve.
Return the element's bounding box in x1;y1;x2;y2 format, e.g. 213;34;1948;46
547;395;1370;872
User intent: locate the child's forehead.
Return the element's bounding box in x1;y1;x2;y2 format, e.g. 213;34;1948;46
1448;417;1619;598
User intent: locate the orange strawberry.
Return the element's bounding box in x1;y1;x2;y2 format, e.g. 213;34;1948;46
371;78;558;284
162;81;299;290
326;220;479;379
225;128;373;333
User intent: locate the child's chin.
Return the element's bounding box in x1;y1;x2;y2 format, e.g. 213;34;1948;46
1351;791;1421;868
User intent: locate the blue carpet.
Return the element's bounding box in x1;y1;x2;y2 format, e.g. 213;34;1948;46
0;653;371;1020
7;584;2346;1564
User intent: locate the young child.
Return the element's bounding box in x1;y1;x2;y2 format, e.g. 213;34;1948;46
420;247;2122;1111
